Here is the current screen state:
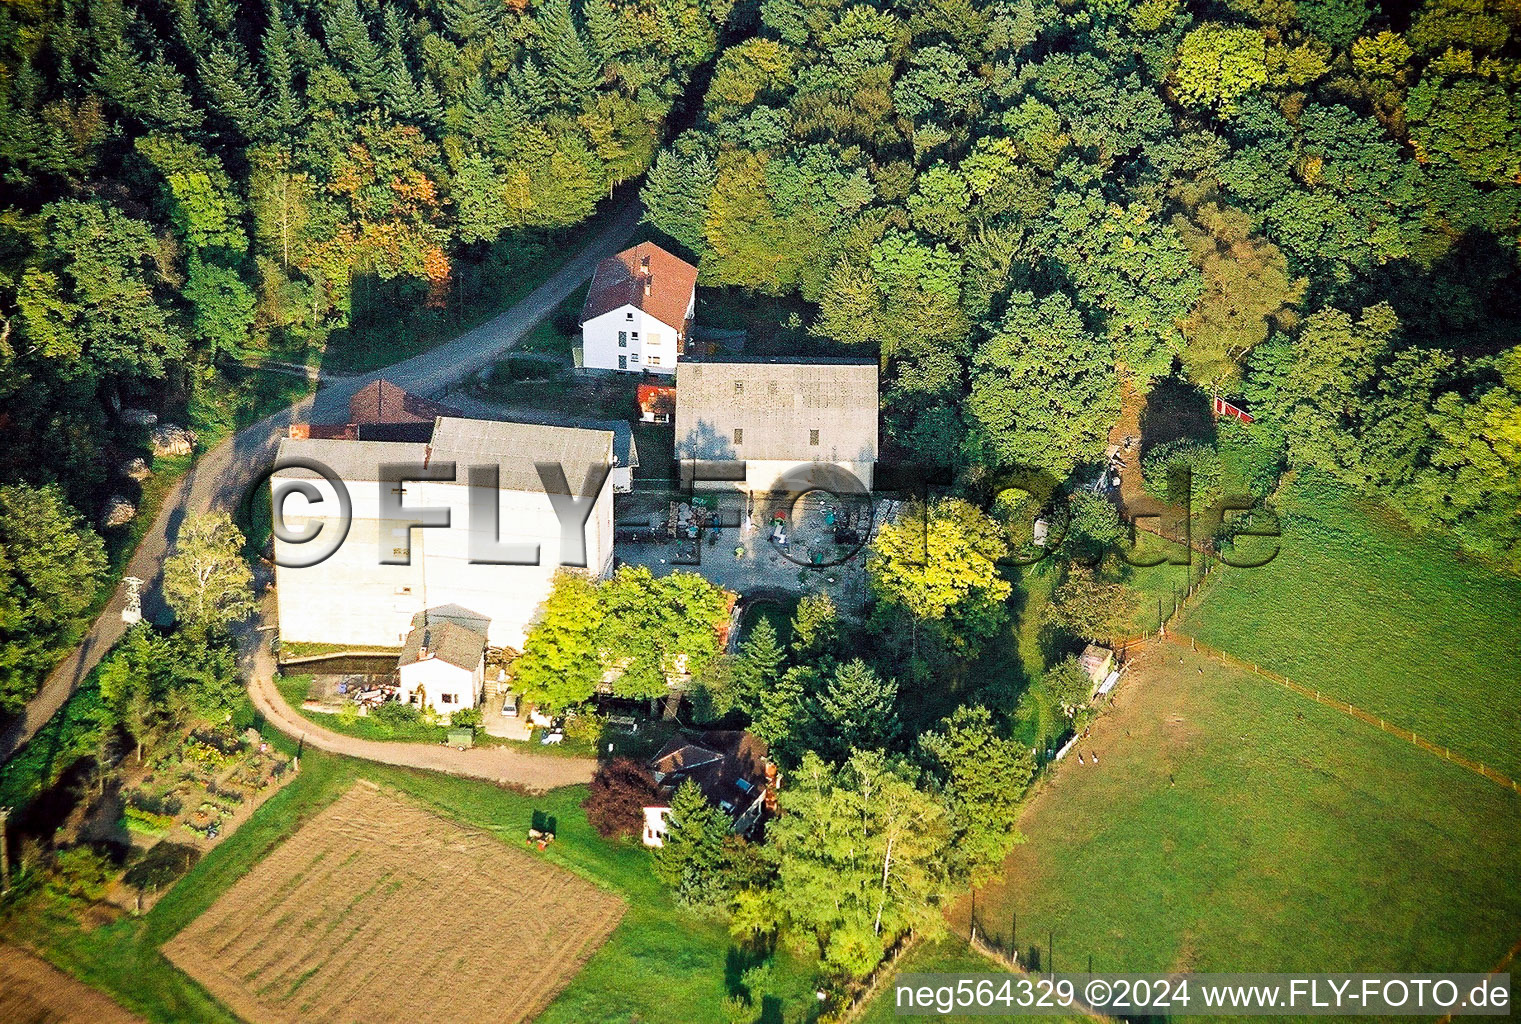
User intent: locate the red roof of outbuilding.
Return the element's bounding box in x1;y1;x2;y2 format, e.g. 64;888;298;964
348;380;463;426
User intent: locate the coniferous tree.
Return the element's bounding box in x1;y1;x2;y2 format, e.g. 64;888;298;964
652;779;733;907
733;616;785;715
261;4;304;136
538;0;597;102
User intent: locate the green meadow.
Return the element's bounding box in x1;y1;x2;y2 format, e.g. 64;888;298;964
963;647;1521;976
1179;472;1521;779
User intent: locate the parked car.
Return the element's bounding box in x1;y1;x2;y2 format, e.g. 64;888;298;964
501;693;519;717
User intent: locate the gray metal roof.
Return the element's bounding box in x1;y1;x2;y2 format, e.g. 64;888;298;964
400;610;487;671
428;417;614;492
275;437;431;482
276;418;615;493
675;360;879;464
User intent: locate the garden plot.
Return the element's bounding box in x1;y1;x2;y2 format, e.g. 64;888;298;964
162;783;625;1024
120;726;294;847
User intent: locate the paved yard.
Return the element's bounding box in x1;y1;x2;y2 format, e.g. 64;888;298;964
615;488;873;611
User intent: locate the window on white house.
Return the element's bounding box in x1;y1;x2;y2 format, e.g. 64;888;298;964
618;331;627;347
630;352;639;363
626;311;634;321
647;356;661;366
810;429;820;446
441;693;456;705
631;331;639;340
733;428;743;444
734;381;743;395
618;355;627;369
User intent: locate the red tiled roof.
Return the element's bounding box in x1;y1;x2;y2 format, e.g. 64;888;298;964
348;380;463;426
580;242;698;332
638;384;676;416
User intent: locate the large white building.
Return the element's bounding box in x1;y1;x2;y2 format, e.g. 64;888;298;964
674;358;879;494
272;417;616;654
579;242;697;374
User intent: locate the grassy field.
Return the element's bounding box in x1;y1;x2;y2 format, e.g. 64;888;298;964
1178;472;1521;779
9;747;823;1023
960;646;1521;976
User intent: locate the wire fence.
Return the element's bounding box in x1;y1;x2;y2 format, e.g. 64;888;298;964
826;932;922;1024
1161;632;1521;795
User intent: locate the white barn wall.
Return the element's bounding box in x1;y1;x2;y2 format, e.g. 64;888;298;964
398;656;483;714
686;459;876;495
273;460;615;653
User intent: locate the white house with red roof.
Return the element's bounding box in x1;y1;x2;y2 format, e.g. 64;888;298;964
579;242;697;375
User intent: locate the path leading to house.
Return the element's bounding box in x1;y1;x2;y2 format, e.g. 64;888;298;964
238;591;597;791
243;633;595;793
0;197;643;767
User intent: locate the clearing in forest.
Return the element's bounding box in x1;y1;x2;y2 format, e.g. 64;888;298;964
162;782;624;1024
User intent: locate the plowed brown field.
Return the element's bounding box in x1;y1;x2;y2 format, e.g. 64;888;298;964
162;782;624;1024
0;945;145;1024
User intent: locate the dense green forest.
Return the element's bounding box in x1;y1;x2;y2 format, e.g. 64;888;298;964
646;0;1521;569
0;0;731;709
1;0;1517;731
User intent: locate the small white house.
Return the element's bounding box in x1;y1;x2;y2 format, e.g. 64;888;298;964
579;242;697;375
396;610;488;717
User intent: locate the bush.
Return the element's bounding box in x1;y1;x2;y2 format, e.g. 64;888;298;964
45;846;116;903
564;706;605;743
1142;438;1223;509
583;757;660;839
1217;418;1285;498
372;701;422;728
448;706;482;729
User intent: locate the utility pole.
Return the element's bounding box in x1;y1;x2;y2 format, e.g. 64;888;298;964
1;806;10;893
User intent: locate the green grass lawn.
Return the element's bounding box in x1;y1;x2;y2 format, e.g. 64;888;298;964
961;646;1521;977
518;281;589;357
12;748;823;1023
1177;472;1521;779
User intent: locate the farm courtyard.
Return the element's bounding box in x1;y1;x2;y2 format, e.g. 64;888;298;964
163;783;625;1024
